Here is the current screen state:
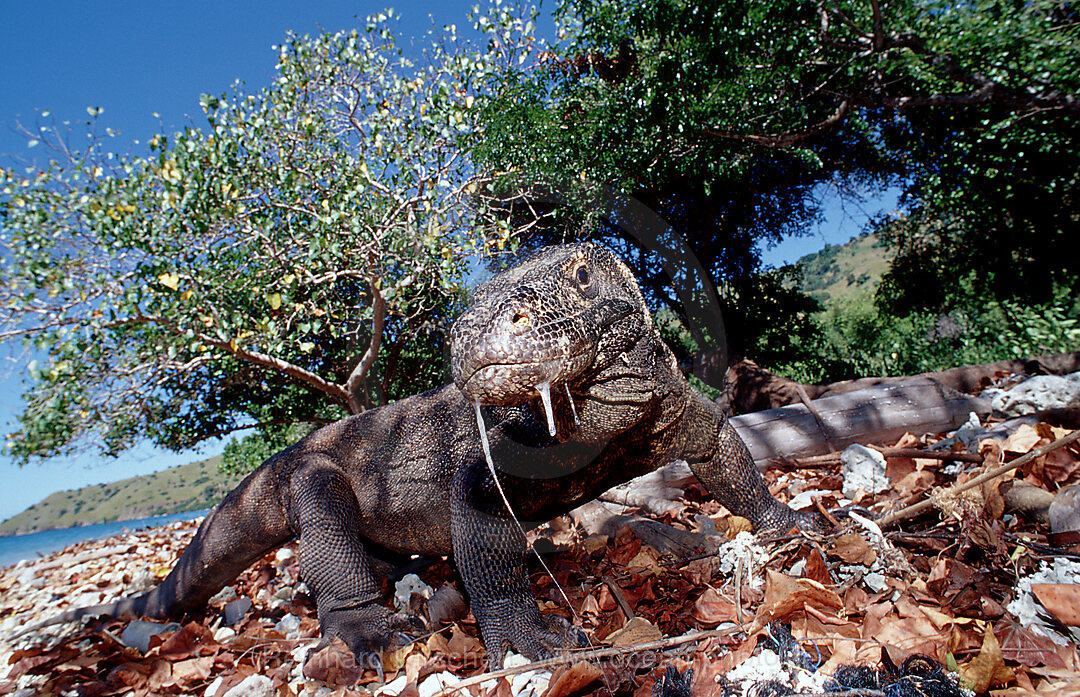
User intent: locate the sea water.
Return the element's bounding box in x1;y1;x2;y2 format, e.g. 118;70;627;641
0;510;208;569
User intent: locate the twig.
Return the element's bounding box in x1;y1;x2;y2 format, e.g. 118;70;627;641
430;627;739;697
1001;531;1080;561
814;496;841;528
877;429;1080;529
782;448;983;467
602;576;636;620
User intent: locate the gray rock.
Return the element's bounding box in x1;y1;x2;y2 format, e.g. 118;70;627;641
1050;484;1080;534
120;620;180;653
209;585;238;604
984;372;1080;417
223;596;254;626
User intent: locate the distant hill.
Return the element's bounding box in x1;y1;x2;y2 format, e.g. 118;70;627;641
794;231;892;306
0;456;239;536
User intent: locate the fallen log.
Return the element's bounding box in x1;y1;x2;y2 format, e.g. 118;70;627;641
731;376;989;465
592;376;990;516
710;350;1080;413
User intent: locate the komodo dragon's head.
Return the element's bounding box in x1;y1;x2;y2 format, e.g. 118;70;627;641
450;243;650;406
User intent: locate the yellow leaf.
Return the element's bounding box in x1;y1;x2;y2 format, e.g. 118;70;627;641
180;290;193;302
267;293;282;310
228;338;238;352
157;272;180;290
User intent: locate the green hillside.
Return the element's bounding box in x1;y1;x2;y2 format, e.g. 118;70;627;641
795;231;892;306
0;455;240;536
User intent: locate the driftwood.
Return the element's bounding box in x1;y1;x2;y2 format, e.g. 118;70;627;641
711;350;1080;414
731;376;989;466
587;376;989;524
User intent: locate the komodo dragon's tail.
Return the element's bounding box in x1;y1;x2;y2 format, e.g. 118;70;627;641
11;464;293;640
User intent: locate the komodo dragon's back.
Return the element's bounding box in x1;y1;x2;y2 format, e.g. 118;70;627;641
22;242;819;668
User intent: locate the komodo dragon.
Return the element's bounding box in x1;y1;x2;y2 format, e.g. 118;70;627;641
25;242;819;665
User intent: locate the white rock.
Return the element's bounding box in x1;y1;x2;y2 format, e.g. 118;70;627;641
1006;558;1080;645
786;489;833;511
840;444;888;499
204;676;224;697
275;547;296;565
510;668;551;696
418;672;463;697
120;620;179;653
863;572;888;593
221;674;275;697
213;626;237;643
725;648;784;684
374;674;410;696
717;532;770;590
274;613;301;637
394;573;434;610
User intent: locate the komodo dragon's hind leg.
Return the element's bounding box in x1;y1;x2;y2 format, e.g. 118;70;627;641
287;458;413;664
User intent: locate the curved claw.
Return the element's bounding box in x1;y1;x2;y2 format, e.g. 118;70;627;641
357;651;384;683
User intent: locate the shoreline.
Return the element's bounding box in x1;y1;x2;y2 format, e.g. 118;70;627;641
0;509;210;570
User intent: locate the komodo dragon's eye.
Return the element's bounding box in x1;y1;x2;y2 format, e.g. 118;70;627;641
575;265;591;287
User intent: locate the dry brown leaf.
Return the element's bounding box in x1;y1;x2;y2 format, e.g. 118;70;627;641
302;638;363;685
691;588;737;626
895;470;936;499
626;549;663;575
542;661;602;697
802;546;831;585
154;621;217;659
1005;424;1044;454
604;617;663;647
961;622;1015;693
168;655;214;686
445;625;484;661
1031;584;1080;627
827;533;877;566
756;569;842;628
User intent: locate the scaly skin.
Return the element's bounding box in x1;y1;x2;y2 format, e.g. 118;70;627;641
25;243;817;668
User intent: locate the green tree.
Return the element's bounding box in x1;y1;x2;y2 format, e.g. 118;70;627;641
0;6;541;464
476;0;1078;370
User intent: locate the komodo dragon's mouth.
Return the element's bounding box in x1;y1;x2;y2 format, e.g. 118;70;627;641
458;357;568;406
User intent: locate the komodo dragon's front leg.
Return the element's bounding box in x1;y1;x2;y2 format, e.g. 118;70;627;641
450;457;586;665
286;457;412;662
680;392;824;532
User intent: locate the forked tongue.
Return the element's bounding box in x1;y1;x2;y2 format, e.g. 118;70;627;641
474;401;495;470
536;382;557;437
564;383;579;426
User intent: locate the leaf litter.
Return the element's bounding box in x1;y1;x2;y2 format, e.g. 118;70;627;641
1;420;1078;696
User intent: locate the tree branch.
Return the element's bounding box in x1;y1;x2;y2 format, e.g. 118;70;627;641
344;282;387;414
180;417;336;448
704;100;851;147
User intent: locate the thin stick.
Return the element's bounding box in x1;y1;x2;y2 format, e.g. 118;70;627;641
429;627;739;697
877;429;1080;529
602;576;636;620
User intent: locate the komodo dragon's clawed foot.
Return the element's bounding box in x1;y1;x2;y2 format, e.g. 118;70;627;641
479;603;589;668
314;604;420;672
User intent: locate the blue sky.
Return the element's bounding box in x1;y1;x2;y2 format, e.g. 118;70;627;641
0;1;898;524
